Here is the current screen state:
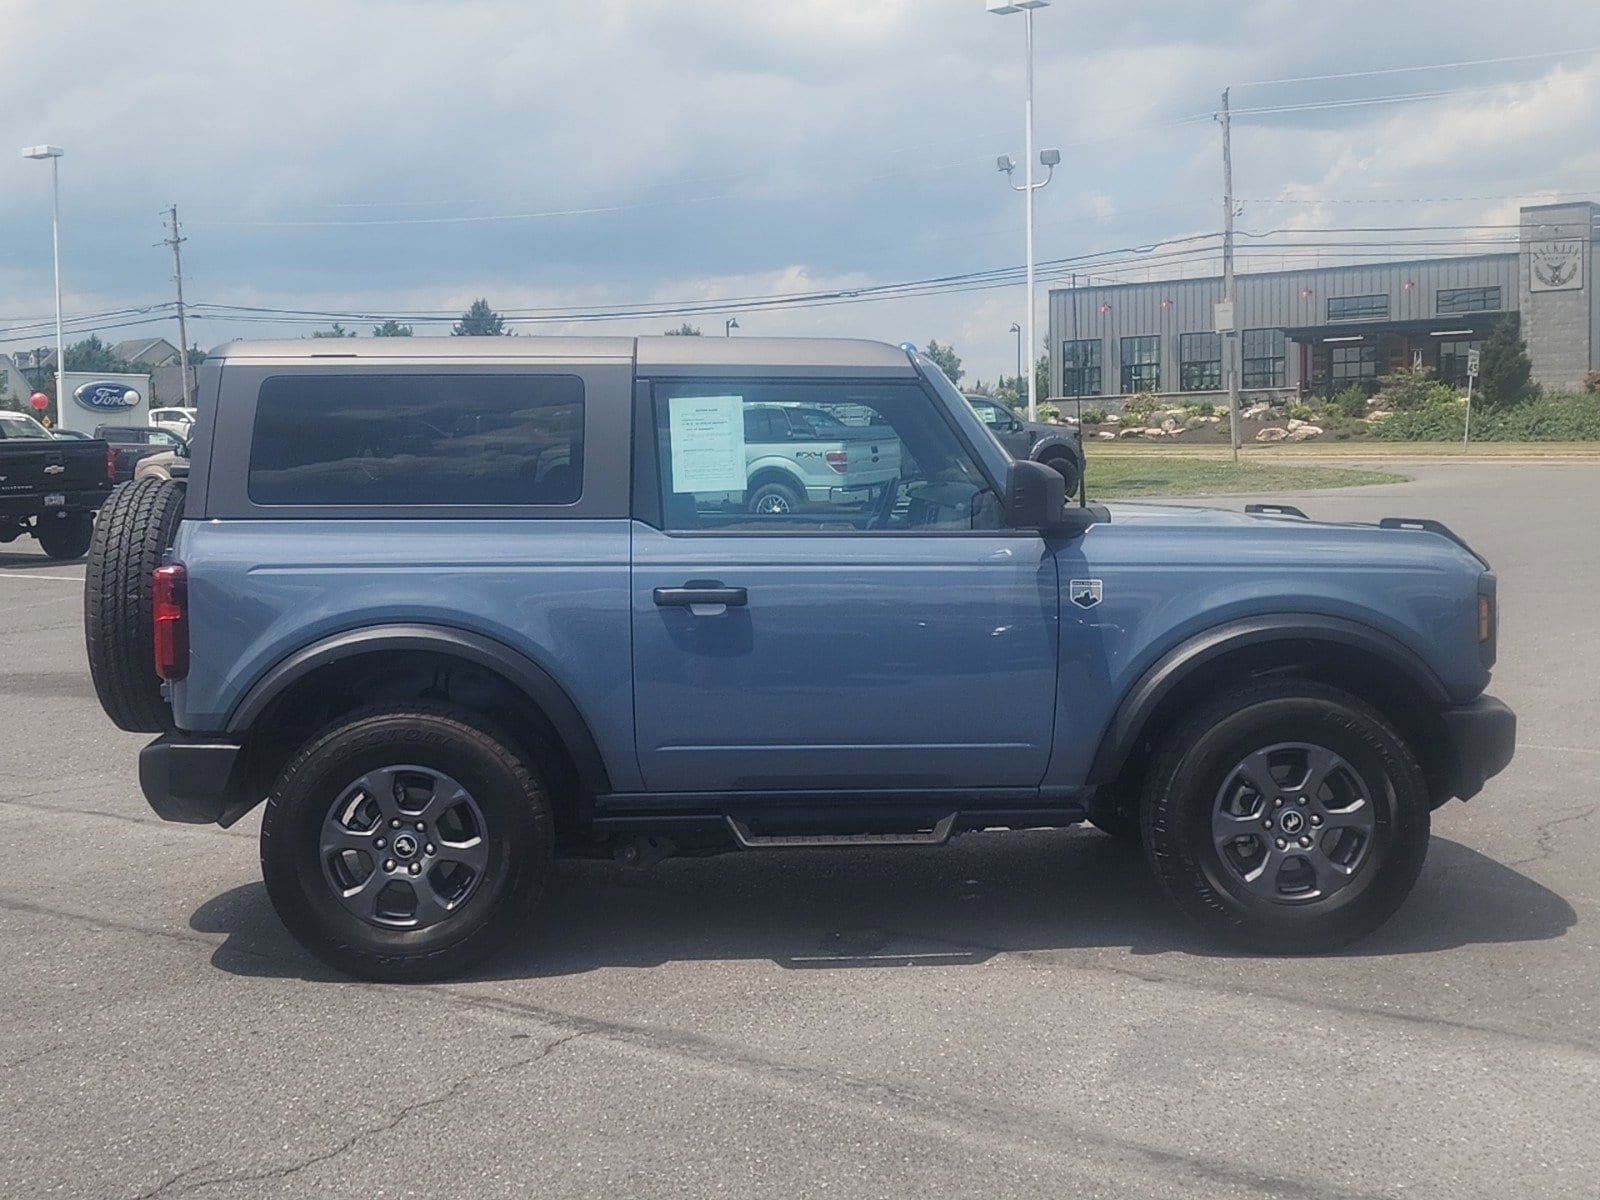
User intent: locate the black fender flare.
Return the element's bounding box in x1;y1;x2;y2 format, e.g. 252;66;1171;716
1085;613;1451;785
226;624;613;795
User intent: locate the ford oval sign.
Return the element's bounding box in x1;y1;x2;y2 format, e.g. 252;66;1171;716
73;381;141;412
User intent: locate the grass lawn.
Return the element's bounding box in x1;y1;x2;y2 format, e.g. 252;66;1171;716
1088;456;1400;498
1089;441;1600;460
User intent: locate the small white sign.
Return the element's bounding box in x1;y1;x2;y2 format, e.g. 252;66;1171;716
1467;349;1481;378
1213;300;1235;333
669;395;747;493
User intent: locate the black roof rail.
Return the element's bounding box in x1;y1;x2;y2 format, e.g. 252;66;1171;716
1378;517;1489;569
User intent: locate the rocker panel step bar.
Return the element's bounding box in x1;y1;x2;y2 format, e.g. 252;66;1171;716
725;813;958;849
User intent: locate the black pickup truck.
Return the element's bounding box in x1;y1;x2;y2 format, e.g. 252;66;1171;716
0;410;114;559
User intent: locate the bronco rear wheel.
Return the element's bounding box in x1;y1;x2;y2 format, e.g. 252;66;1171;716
84;478;185;732
260;706;552;981
1142;677;1430;953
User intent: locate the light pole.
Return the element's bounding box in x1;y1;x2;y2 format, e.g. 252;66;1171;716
22;145;65;420
988;0;1054;421
1009;321;1023;383
725;317;740;337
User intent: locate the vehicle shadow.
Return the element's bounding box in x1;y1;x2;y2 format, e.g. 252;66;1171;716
0;550;84;569
194;829;1576;983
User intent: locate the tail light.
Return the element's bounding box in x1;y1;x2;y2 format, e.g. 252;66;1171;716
825;450;849;474
106;446;117;481
152;564;189;681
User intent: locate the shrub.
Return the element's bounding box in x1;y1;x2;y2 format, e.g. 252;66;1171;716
1379;392;1600;441
1324;384;1370;419
1123;392;1161;421
1583;368;1600;395
1038;404;1062;423
1286;400;1315;421
1375;365;1456;412
1179;400;1216;418
1079;406;1109;424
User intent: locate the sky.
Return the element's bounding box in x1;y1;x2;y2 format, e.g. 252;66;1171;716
3;0;1600;386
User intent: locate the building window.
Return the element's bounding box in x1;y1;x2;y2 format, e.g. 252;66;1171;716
1327;294;1389;321
1242;329;1286;388
1178;333;1221;391
1061;339;1102;396
1437;286;1502;314
1328;343;1378;386
1437;338;1482;388
1120;335;1161;393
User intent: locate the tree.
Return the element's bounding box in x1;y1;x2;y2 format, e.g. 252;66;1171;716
64;335;137;373
372;320;414;337
185;345;206;366
922;339;964;385
453;299;508;336
1476;318;1535;410
663;322;702;336
1035;353;1049;404
311;323;356;339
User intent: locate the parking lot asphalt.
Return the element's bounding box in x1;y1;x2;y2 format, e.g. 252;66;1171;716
2;460;1596;1200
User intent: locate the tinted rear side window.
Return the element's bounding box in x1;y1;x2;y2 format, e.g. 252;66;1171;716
248;374;584;506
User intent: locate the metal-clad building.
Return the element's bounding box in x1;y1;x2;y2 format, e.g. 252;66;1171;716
1047;201;1597;401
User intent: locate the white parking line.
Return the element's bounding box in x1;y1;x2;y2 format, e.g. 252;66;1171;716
0;573;83;582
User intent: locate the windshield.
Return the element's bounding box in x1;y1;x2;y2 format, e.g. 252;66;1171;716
0;412;54;440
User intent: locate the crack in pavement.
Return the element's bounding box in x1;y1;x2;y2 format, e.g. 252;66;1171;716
128;1031;591;1199
1505;804;1597;868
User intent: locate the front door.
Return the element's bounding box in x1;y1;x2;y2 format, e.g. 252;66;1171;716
630;376;1060;794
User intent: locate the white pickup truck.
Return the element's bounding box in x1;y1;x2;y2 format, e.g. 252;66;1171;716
741;403;902;514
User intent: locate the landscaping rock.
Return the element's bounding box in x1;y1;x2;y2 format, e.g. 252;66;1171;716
1118;427;1145;439
1255;427;1290;443
1287;418;1306;431
1095;430;1117;440
1160;418;1179;432
1104;413;1121;424
1285;425;1324;442
1243;403;1271;419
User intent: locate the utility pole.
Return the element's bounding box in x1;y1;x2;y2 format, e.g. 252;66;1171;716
1219;88;1241;461
162;205;193;407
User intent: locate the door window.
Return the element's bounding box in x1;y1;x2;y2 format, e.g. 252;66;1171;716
653;380;1001;533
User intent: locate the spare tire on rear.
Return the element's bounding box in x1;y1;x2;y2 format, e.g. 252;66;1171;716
85;478;186;733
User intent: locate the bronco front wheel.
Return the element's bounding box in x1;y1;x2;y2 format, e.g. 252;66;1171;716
1142;678;1430;953
261;706;552;981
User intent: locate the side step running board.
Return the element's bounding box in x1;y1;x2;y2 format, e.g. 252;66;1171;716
725;813;957;850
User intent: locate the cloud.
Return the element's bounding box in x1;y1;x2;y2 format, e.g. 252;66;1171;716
4;0;1600;383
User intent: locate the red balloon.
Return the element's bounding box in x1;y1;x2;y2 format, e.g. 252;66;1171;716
29;392;49;412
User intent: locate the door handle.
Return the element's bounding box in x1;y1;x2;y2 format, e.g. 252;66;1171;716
653;586;748;608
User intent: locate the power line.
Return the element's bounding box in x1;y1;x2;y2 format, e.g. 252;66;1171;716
1236;46;1600;89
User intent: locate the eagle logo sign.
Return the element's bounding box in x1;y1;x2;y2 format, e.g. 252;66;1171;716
1531;241;1583;292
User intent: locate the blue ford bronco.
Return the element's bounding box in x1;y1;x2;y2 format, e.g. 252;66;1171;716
84;336;1515;980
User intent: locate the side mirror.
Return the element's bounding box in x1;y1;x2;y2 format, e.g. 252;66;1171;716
1005;459;1067;532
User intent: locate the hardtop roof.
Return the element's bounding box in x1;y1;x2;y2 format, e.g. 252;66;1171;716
208;335;917;375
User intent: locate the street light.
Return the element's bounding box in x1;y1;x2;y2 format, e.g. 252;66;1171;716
987;0;1052;421
725;317;740;336
22;145;65;422
1009;322;1023;381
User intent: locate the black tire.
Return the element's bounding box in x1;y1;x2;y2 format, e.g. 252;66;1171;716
261;706;553;982
1142;678;1429;953
747;478;805;515
84;478;186;733
1038;450;1081;497
37;510;94;560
